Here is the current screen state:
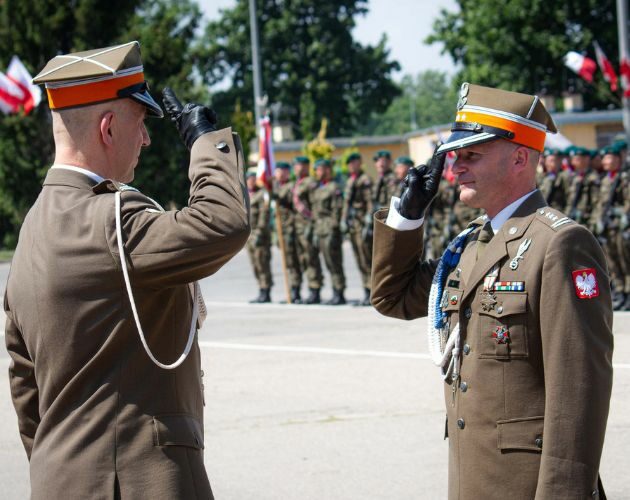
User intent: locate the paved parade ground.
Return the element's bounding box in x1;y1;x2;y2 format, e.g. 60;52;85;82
0;244;629;499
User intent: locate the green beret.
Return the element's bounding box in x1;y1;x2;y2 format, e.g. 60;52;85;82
395;156;414;167
543;148;560;156
569;146;590;157
589;148;600;158
612;139;627;151
314;158;332;168
276;161;291;170
562;145;576;156
600;145;620;156
246;168;257;178
373;149;391;160
346;152;361;163
293;156;310;164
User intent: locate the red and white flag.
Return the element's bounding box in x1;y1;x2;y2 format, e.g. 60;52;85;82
593;41;618;92
256;115;275;190
563;51;597;83
620;58;630;97
0;55;41;115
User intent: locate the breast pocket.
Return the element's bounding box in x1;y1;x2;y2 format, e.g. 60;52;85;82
477;291;529;359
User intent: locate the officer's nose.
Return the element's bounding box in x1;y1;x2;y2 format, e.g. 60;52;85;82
141;122;151;147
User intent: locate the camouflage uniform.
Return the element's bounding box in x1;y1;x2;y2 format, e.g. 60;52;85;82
341;172;373;291
426;177;453;259
564;170;601;227
539;170;571;211
274;179;302;291
247;187;272;297
372;170;399;211
293;176;323;296
313;179;346;293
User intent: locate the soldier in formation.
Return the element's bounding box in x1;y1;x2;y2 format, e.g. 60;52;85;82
246;169;273;303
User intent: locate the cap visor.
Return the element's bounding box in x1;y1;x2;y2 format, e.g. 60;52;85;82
437;131;499;154
130;89;163;118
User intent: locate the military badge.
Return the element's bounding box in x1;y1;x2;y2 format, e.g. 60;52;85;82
480;292;498;312
494;281;525;292
492;326;510;344
572;268;599;299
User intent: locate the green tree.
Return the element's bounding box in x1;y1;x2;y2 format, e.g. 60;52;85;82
0;0;206;247
426;0;619;109
360;70;458;136
199;0;401;139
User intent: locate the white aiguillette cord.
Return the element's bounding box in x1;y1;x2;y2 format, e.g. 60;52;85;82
115;191;198;370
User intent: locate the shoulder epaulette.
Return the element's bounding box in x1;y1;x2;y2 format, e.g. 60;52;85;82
92;179;139;194
467;214;488;228
535;207;575;231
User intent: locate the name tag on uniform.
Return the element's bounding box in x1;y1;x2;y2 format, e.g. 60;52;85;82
494;281;525;292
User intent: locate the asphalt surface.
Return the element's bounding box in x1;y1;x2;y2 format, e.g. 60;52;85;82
0;244;629;499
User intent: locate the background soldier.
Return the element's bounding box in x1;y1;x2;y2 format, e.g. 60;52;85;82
539;147;570;210
591;144;629;310
292;156;323;304
341;152;373;305
313;159;346;305
372;149;399;210
394;156;414;196
565;146;600;227
247;169;273;303
273;162;302;303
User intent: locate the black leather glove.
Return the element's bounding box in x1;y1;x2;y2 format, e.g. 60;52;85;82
399;148;446;220
162;87;217;150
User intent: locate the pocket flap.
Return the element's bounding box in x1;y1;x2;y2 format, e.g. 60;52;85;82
497;416;543;452
481;292;527;318
153;414;204;449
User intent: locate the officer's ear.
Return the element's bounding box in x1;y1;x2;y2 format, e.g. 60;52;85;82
512;146;530;172
99;111;115;147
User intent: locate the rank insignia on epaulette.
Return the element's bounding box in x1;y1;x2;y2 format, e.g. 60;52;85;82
494;281;525;292
492;326;510;344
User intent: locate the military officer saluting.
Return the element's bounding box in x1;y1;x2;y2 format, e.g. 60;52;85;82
372;83;613;499
341;152;373;305
4;42;250;499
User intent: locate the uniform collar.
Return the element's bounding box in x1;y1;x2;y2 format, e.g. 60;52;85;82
43;165;102;190
489;189;537;234
50;164;105;183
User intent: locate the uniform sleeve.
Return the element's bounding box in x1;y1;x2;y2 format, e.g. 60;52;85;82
371;209;438;320
362;177;374;217
4;294;39;459
535;225;613;498
108;127;251;288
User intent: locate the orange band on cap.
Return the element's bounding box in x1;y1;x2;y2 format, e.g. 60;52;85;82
455;110;547;152
46;72;145;110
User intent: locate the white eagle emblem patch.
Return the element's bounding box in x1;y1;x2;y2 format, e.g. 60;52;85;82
572;268;599;299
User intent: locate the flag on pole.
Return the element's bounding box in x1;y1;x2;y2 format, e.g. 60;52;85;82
593;41;618;92
0;55;41;115
563;51;597;83
620;58;630;97
256;115;275;190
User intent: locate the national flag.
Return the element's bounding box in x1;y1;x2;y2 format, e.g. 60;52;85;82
256;115;275;190
620;58;630;97
7;55;41;114
0;71;25;114
593;41;618;92
563;51;597;83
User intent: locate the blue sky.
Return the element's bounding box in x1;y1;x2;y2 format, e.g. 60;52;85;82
198;0;460;80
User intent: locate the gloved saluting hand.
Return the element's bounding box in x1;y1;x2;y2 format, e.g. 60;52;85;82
162;87;217;150
398;147;446;220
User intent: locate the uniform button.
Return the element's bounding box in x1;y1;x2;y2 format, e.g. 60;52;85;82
457;418;465;429
464;307;472;319
591;490;599;497
460;382;468;392
535;437;543;448
497;306;503;314
463;344;471;355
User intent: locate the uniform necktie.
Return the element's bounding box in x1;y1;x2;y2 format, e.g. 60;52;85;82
476;221;494;261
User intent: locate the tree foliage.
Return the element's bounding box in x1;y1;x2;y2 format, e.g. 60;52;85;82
426;0;619;109
359;70;458;136
0;0;206;247
199;0;401;139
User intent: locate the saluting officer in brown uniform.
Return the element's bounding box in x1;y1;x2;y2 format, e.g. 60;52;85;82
371;83;613;500
3;42;249;499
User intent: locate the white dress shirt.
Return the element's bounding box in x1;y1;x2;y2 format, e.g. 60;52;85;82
50;164;105;184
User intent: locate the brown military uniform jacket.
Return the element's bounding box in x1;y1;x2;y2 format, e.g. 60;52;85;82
372;191;613;500
4;129;250;499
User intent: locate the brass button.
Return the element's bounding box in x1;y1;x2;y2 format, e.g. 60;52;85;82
464;307;472;319
535;437;543;448
463;344;471;355
457;418;465;430
497;306;503;314
460;382;468;392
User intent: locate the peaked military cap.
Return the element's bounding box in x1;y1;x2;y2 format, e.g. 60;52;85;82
293;155;310;164
314;158;332;168
438;83;557;154
373;150;391;160
33;41;163;117
346;152;361;163
276;161;291;170
395;156;414;167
